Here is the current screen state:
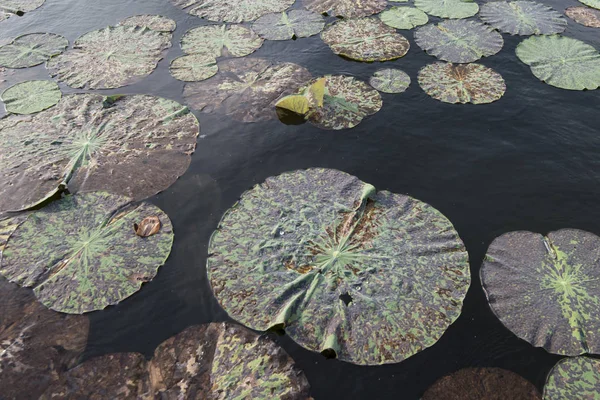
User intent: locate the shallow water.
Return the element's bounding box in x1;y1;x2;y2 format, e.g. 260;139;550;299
2;0;600;397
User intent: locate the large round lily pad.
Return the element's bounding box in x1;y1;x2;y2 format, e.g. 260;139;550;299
180;24;263;58
0;192;174;314
252;10;325;40
479;1;566;36
0;33;68;68
565;6;600;28
380;6;429;30
303;0;386;18
579;0;600;10
418;62;506;104
118;14;177;32
414;0;479;19
543;357;600;399
170;54;218;82
183;57;312;122
414;20;504;63
515;35;600;90
0;93;198;213
207;168;470;365
1;80;61;114
170;0;295;23
481;229;600;355
0;0;45;21
322;17;410;62
47;25;171;89
369;68;411;94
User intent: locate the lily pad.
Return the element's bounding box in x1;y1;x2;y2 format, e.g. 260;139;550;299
0;192;174;314
118;14;177;32
418;62;506;104
0;33;68;69
369;69;411;94
481;229;600;355
479;1;566;36
565;6;600;28
170;0;295;23
322;18;410;62
515;35;600;90
170;54;218;82
414;0;479;19
543;357;600;399
579;0;600;10
252;10;325;40
207;168;470;365
0;0;45;21
303;0;386;18
0;213;28;251
1;80;61;114
380;6;429;30
180;24;263;58
414;20;504;63
46;25;171;89
183;57;312;122
0;93;198;214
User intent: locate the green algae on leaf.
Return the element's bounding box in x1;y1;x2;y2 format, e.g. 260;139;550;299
414;0;479;19
516;35;600;90
369;69;411;94
118;14;177;32
380;6;429;30
414;20;504;64
543;357;600;400
565;6;600;28
322;18;410;62
170;0;295;23
252;10;325;41
303;0;386;18
0;0;45;21
207;168;470;365
0;33;67;69
579;0;600;10
180;24;263;58
479;1;566;36
1;80;61;114
170;54;218;82
481;229;600;355
419;62;506;104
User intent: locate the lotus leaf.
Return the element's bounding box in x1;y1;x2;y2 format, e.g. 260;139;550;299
0;33;68;69
543;357;600;399
414;0;479;19
565;6;600;28
579;0;600;10
170;54;218;82
414;20;504;64
369;69;411;94
207;168;470;365
180;24;263;59
0;0;44;21
322;18;410;62
515;35;600;90
1;80;61;114
479;1;566;36
46;25;171;89
380;6;429;30
118;14;177;32
0;93;197;215
170;0;295;23
303;0;386;18
252;10;325;41
183;57;312;123
418;62;506;104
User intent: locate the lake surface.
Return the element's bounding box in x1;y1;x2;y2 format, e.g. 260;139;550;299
2;0;600;397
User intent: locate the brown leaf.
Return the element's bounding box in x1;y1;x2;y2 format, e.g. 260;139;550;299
134;216;161;237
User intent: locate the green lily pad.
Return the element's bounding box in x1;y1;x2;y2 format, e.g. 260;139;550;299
380;6;429;30
579;0;600;10
418;62;506;104
369;69;411;94
414;0;479;18
543;357;600;399
0;192;174;314
1;80;61;114
180;24;263;58
479;1;566;36
0;0;45;21
415;20;504;63
47;25;171;89
208;168;470;365
118;14;177;32
481;229;600;355
322;17;410;62
565;6;600;28
515;35;600;90
170;0;295;22
252;10;325;40
183;57;312;122
170;54;218;82
0;94;198;213
0;33;68;69
303;0;386;18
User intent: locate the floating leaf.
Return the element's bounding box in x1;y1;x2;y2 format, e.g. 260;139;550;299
0;33;67;69
169;54;218;82
183;57;311;123
1;80;61;114
543;357;600;399
180;24;263;58
322;18;410;62
308;77;326;107
418;62;506;104
303;0;386;18
415;20;504;63
0;0;45;21
0;213;28;251
208;168;470;365
276;95;311;115
479;1;566;36
380;6;428;30
481;229;600;355
369;68;411;93
47;26;170;89
0;94;198;213
565;6;600;28
579;0;600;10
134;216;161;237
515;35;600;90
118;14;177;32
276;77;326;116
414;0;478;18
170;0;295;23
252;10;325;40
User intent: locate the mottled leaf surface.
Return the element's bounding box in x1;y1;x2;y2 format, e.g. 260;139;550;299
418;62;506;104
170;54;218;82
479;1;566;36
252;10;325;41
1;80;61;114
414;0;479;19
303;0;386;18
322;17;410;62
0;213;28;250
0;33;67;68
565;6;600;28
208;168;470;365
180;24;263;58
118;14;177;32
579;0;600;10
415;20;504;63
543;357;600;400
380;6;429;30
0;0;44;20
370;69;411;94
170;0;294;23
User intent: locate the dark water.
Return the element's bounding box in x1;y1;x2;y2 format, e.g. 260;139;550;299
2;0;600;398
